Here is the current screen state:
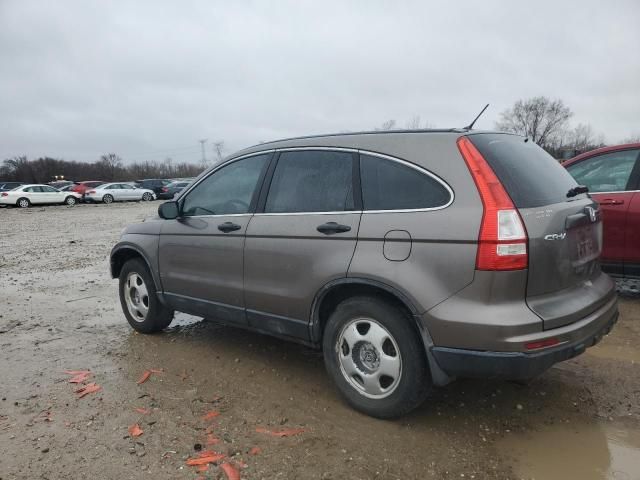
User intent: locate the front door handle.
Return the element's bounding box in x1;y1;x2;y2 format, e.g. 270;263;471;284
600;199;624;206
317;222;351;235
218;222;242;233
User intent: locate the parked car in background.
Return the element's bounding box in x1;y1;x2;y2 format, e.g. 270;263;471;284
0;184;82;207
70;181;106;201
157;180;192;199
58;184;74;192
564;143;640;278
0;182;25;192
84;183;155;204
111;130;617;418
134;179;172;198
49;180;74;190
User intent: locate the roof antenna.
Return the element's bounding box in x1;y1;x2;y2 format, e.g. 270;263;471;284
464;104;489;130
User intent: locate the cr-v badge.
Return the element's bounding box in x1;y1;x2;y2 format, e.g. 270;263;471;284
544;232;567;241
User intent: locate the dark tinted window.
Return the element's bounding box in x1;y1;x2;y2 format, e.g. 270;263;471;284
265;151;354;213
566;149;639;193
182;153;269;216
360;154;451;210
469;134;578;208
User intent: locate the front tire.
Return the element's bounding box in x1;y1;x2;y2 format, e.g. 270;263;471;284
103;194;114;204
119;258;174;333
65;196;77;206
17;197;30;208
323;296;431;418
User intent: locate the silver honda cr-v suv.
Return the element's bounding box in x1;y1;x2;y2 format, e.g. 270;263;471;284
110;130;618;418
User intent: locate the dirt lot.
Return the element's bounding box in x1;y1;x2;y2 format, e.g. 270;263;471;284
1;202;639;480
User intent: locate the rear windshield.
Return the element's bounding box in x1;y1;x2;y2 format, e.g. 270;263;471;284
468;134;579;208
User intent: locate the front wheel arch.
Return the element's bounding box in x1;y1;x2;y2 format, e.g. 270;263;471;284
110;246;160;292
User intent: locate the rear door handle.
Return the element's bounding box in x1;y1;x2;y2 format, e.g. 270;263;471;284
599;199;624;206
218;222;242;233
317;222;351;235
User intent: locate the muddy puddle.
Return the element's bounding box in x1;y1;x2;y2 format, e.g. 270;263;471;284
499;420;640;480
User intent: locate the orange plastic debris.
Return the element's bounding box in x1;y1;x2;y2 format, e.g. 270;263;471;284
202;411;220;421
220;462;241;480
255;427;305;437
65;370;92;384
128;423;144;437
137;370;152;384
75;383;101;398
137;369;163;384
134;408;150;415
249;447;261;455
185;453;225;466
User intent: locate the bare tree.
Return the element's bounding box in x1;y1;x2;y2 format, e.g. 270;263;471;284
405;115;435;130
377;119;396;131
622;133;640;144
97;153;123;180
496;97;573;149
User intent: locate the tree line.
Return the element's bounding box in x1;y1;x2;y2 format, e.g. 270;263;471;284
378;96;639;160
0;154;206;183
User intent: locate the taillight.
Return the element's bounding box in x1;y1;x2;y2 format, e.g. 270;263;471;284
457;136;528;271
1;192;7;197
161;187;168;192
88;190;96;194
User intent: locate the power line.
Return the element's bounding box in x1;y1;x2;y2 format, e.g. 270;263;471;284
199;139;208;164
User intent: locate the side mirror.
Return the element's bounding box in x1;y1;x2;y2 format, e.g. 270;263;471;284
158;201;179;220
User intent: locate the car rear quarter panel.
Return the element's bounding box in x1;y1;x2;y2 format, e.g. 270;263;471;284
347;134;482;314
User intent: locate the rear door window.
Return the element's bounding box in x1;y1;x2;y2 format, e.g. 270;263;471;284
264;150;354;213
468;134;578;208
566;149;639;193
360;154;451;210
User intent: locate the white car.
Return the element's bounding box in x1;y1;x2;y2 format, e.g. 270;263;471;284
0;184;82;208
83;183;156;204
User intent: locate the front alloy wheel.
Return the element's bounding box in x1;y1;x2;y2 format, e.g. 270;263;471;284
124;272;149;322
118;258;174;333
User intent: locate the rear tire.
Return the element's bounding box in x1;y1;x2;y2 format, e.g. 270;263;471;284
323;296;431;418
17;197;30;208
65;196;77;206
119;258;174;333
142;192;153;201
103;194;114;204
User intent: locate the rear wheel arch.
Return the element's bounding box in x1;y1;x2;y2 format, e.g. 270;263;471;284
311;279;421;343
311;278;452;387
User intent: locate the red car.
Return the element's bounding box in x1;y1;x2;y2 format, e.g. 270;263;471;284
70;181;105;198
564;143;640;278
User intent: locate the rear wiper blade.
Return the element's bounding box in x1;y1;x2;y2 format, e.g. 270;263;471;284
567;185;589;198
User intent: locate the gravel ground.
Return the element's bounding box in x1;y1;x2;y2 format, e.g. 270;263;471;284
1;202;639;480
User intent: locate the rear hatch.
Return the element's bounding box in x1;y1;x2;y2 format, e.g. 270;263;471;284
469;133;614;329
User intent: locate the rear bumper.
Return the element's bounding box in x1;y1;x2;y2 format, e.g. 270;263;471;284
430;295;619;380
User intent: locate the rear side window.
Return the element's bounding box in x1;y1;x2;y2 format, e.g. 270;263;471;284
360;154;451;210
469;134;578;208
566;149;639;193
265;151;354;213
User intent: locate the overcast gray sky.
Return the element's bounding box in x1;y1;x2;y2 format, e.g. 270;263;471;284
1;0;638;164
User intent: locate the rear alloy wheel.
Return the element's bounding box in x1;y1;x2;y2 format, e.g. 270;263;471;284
17;198;30;208
103;194;114;204
323;296;431;418
65;196;77;206
142;192;153;201
119;258;174;333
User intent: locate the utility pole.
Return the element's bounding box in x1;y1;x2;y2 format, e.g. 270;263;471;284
199;139;208;165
